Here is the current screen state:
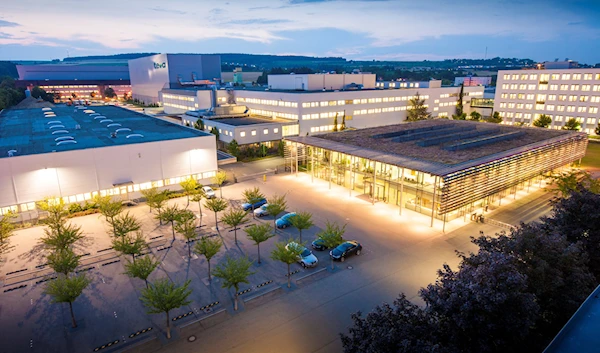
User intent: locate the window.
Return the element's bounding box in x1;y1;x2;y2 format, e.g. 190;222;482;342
274;128;279;133
503;74;510;80
562;74;571;80
526;94;535;100
521;74;528;80
584;73;593;80
240;131;246;137
251;130;257;136
573;74;582;80
548;95;556;101
580;96;589;102
550;84;558;90
263;128;269;134
582;85;591;91
589;107;598;114
551;74;560;80
571;85;580;91
511;74;519;80
540;74;550;81
528;84;536;90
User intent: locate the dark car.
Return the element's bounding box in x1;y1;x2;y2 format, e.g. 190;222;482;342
311;238;328;251
330;241;362;262
242;198;267;211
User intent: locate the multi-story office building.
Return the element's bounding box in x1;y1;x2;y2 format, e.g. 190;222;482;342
494;68;600;134
454;76;492;87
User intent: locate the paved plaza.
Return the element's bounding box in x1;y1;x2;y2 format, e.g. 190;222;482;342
0;167;554;353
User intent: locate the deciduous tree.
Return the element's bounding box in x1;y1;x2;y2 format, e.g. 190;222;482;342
533;114;552;128
245;223;273;264
266;194;287;232
112;232;146;263
174;209;197;257
221;208;248;244
157;204;180;240
123;255;160;288
212;256;254;310
45;274;90;328
194;237;222;282
47;248;79;275
140;278;192;339
179;177;198;208
316;221;345;270
562;118;581;131
204;198;228;231
242;187;265;219
289;211;314;243
406;93;431;121
271;241;303;288
212;170;228;198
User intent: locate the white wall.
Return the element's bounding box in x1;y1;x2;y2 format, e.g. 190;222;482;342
267;74;377;91
0;136;217;209
129;54;170;104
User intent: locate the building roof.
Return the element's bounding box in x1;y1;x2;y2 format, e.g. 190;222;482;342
0;105;211;159
286;120;585;176
544;285;600;353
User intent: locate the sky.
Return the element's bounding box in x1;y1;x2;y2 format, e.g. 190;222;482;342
0;0;599;63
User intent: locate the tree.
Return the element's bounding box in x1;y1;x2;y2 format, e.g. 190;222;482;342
341;113;346;131
333;113;338;132
90;91;96;99
265;194;287;232
455;83;464;117
95;195;122;235
123;255;160;288
532;114;552;128
173;209;197;257
278;140;285;157
406;92;431;121
486;111;503;123
141;187;168;215
112;232;146;263
469;111;482;121
228;140;240;157
31;86;54;103
45;274;90;328
0;211;15;247
317;221;345;270
562;118;581;131
104;87;116;99
204;198;228;231
550;169;600;197
179;177;198;208
193;119;205;131
41;222;84;251
289;211;314;243
271;241;304;288
37;197;68;224
193;237;222;283
242;187;265;219
340;294;443;353
210;126;220;140
156;204;180;240
221;208;248;244
47;248;79;276
191;188;207;227
595;122;600;136
212;170;227;198
112;212;141;238
212;256;255;311
140;278;192;339
245;223;273;264
452;113;467;120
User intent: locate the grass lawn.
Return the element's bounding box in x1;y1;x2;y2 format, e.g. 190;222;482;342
581;142;600;170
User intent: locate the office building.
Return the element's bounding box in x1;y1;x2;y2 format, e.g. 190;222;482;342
285;119;586;227
0;106;217;216
454;76;492;87
494;68;600;134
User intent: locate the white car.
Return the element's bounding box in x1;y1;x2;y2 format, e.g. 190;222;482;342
286;242;318;268
254;204;269;217
202;186;216;199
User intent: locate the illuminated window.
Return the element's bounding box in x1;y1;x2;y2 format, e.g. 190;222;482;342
263;128;268;134
274;128;279;133
240;132;246;137
251;130;256;136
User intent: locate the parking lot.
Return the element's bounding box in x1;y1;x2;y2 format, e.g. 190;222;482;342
0;169;551;353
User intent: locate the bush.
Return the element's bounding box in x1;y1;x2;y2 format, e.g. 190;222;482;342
68;203;83;214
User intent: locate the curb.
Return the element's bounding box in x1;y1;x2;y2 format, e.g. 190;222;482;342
243;285;282;303
179;308;227;329
295;267;327;282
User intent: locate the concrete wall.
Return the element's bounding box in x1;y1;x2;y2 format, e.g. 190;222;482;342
0;135;217;208
166;54;222;84
129;54;170;104
17;64;130;81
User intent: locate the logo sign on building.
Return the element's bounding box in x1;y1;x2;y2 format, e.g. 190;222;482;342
153;62;166;69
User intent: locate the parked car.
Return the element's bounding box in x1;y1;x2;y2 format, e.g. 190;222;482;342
286;242;318;268
202;186;216;199
254;204;269;217
121;199;138;207
275;212;297;229
311;238;329;251
242;198;267;211
330;241;362;262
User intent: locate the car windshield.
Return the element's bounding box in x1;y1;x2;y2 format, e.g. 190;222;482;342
260;205;268;210
301;249;311;257
340;243;353;250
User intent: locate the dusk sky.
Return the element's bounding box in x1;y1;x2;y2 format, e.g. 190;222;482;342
1;0;599;63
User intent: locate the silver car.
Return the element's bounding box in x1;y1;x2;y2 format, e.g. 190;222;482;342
254;204;269;217
202;186;216;199
286;242;318;268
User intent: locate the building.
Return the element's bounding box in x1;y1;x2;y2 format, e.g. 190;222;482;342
543;60;579;70
0;105;217;217
454;76;492;87
285;120;587;228
128;54;222;105
159;87;230;115
376;81;429;89
544;285;600;353
15;62;131;100
235;74;484;136
494;68;600;134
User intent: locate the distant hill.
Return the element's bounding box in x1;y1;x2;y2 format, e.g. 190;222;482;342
0;61;19;78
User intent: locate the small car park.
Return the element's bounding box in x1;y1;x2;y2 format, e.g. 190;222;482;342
330;241;362;262
242;198;267;211
275;212;297;228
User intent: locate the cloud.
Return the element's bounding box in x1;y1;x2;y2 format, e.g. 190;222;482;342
150;7;187;15
0;19;19;27
226;19;292;25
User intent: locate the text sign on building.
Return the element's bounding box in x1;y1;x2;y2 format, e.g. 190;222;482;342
153;62;166;69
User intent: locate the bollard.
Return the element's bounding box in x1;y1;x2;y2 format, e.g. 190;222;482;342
263;174;267;182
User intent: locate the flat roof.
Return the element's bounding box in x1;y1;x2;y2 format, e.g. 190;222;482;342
207;116;295;126
544;285;600;353
286;120;585;176
0;105;211;159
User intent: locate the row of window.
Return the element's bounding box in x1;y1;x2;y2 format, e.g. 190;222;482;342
302;111;345;120
503;73;600;81
0;172;217;216
309;124;343;133
164;102;196;110
499;112;599;125
237;97;298;108
41;85;100;89
162;94;195;102
375;82;421;88
500;93;600;102
249;109;298;120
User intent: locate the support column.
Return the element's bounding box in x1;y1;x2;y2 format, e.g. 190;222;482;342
430;176;438;227
311;147;314;183
328;153;332;190
372;160;376;205
295;142;299;177
399;167;405;216
349;156;353;197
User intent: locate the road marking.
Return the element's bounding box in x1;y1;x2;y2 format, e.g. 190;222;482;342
30;298;33;306
101;277;106;284
114;311;118;319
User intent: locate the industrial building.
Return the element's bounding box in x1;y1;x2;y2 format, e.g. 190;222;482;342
0;106;218;217
494;68;600;134
285;120;587;228
128;54;222;105
454;76;492;87
16;62;131;100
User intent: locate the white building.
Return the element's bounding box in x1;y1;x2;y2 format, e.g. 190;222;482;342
494;68;600;134
128;54;222;105
0;105;218;216
455;76;492;87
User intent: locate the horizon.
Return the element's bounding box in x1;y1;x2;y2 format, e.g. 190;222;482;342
0;0;599;64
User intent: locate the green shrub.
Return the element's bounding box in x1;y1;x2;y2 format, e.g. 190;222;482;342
68;203;83;214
